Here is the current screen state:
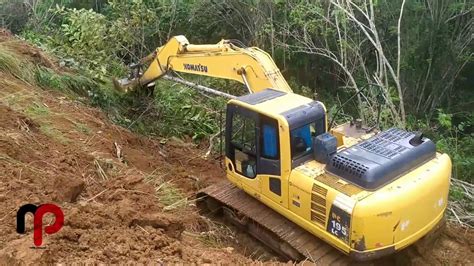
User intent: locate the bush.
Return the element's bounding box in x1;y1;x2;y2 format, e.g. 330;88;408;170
117;80;225;140
407;110;474;182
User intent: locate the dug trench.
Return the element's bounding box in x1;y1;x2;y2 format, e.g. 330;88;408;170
0;32;472;264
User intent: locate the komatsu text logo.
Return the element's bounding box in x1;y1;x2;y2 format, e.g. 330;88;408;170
183;63;208;73
16;203;64;247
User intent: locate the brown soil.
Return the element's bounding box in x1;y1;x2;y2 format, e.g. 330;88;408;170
0;32;472;265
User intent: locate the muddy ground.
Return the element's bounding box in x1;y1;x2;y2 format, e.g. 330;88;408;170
0;32;472;265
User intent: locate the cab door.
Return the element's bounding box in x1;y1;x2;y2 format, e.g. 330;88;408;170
225;104;287;207
258;117;287;208
226;105;261;193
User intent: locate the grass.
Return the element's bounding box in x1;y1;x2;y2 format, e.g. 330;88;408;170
0;44;35;83
35;67;63;90
143;172;189;211
25;102;50;118
154;180;188;211
74;122;92;135
0;45;22;77
35;66;93;96
39;124;69;144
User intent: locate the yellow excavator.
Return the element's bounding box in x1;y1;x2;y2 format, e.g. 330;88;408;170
116;35;451;262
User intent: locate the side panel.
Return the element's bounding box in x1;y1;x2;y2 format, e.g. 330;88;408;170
226;162;261;195
350;154;451;251
260;175;285;206
288;171;313;220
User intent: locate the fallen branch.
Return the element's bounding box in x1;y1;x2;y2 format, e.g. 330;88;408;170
163;75;237;99
94;159;108;181
204;129;223;159
114;142;124;163
448;178;474;228
450;207;463;225
453;178;474;188
85;188;109;202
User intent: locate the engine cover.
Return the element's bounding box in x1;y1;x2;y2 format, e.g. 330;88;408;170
326;128;436;190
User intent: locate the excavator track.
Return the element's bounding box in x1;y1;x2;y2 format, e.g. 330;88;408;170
197;181;352;264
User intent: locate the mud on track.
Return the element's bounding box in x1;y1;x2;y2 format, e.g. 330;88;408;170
0;32;472;264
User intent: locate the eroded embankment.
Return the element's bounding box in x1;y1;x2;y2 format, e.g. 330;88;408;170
0;31;472;265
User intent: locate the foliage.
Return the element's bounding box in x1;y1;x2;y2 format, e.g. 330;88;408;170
5;0;472;182
39;124;70;144
434;111;473;182
407;110;473;182
118;80;225;141
155;181;186;209
25;102;50;118
46;7;125;78
34;66;121;112
0;0;30;33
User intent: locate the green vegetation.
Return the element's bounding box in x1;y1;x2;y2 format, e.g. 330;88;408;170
0;44;35;83
39;124;70;144
74;122;91;135
25;102;50;118
0;1;472;186
144;171;189;211
155;181;188;211
24;102;70;143
0;45;22;76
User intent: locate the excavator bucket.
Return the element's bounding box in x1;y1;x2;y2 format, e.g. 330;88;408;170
112;77;140;93
113;52;157;92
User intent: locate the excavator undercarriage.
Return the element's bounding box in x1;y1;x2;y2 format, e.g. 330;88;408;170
197;181;350;264
197;181;447;264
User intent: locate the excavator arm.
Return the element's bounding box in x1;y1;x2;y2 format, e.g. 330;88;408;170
115;35;292;94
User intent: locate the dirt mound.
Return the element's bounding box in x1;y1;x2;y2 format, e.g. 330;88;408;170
0;97;251;263
409;224;474;265
0;32;472;265
0;34;251;264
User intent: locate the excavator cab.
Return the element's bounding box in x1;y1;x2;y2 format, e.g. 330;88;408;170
224;89;327;207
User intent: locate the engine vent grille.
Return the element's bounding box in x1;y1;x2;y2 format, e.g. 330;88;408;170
358;129;409;159
378;128;411;142
314;173;363;196
359;140;402;159
331;154;369;178
310;184;328;226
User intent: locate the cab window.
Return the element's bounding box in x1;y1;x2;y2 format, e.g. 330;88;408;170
261;119;279;159
291;118;325;160
231;113;256;178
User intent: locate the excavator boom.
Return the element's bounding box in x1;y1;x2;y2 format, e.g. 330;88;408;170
116;35;292;94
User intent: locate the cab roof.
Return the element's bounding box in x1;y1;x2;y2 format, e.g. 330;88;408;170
234;89;315;115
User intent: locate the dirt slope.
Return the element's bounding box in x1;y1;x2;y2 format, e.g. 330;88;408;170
0;33;252;264
0;32;472;265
